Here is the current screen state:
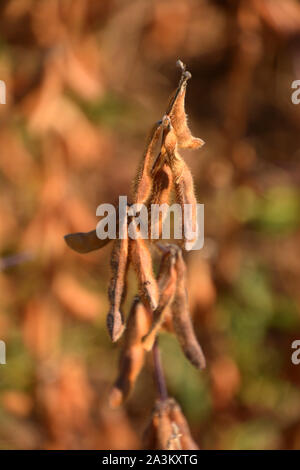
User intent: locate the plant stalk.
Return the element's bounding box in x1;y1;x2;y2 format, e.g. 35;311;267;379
152;338;168;401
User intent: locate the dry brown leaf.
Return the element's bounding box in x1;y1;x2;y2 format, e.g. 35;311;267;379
211;356;240;409
36;357;95;448
53;272;100;321
22;298;61;359
64;230;112;253
1;391;33;418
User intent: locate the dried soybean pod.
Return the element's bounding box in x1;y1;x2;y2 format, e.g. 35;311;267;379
166;422;183;451
64;230;112;253
147;163;173;240
133;120;162;205
172;249;206;369
168;398;199;450
149;119;176;238
144;399;182;450
109;297;151;407
165;60;187;118
155;246;177;335
160;305;174;333
173;158;198;250
142;246;178;351
161;121;198;250
151;119;198;247
168;60;205;150
162;120;191;190
151;115;176;177
129;221;159;311
148;163;173;207
143;412;157;450
155;400;175;450
106;211;129;342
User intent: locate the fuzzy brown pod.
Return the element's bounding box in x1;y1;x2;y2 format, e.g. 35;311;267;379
144;398;198;450
172;156;198;251
151;115;176;177
147;162;173;207
147;163;173;240
168;126;198;250
106;211;129;342
171;248;206;370
168;398;199;450
129;219;159;312
144;400;176;450
142;245;178;351
167;60;205;150
109;297;152;408
133;120;162;206
152;118;198;250
169;398;199;450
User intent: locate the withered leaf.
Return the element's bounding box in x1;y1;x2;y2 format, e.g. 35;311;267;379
64;230;112;253
64;206;120;253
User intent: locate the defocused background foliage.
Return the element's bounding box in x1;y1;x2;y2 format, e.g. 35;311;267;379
0;0;300;450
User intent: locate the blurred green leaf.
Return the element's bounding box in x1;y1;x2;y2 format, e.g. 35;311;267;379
160;333;211;423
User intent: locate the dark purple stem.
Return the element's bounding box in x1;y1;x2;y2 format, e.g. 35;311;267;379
152;338;168;401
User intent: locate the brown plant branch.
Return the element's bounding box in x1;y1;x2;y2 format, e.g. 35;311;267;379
152;339;168;402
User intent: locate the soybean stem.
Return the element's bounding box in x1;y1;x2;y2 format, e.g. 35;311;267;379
152;338;168;401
